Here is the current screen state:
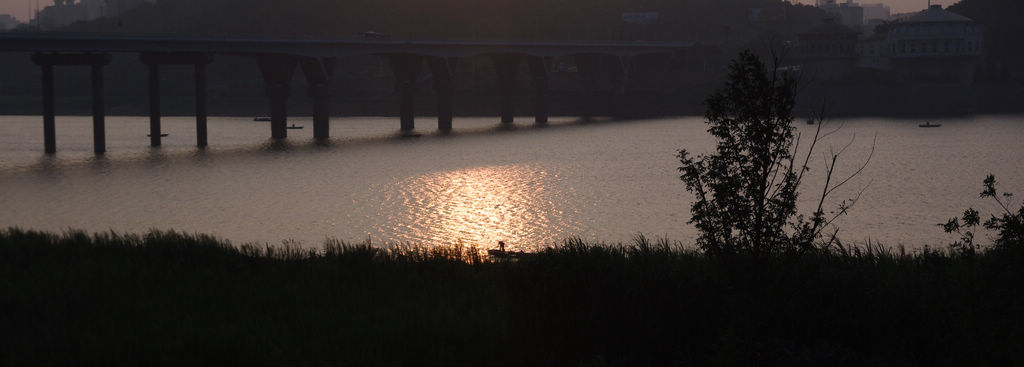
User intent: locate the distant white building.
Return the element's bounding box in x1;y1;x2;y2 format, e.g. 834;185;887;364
880;5;983;84
799;5;983;84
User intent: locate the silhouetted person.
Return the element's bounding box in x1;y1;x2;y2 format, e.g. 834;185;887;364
498;241;506;252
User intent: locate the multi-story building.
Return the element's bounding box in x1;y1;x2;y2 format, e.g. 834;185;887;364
860;3;891;22
859;2;891;34
799;5;983;84
796;18;859;82
882;4;983;84
818;0;864;29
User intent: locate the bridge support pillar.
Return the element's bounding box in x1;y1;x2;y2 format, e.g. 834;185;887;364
32;53;111;154
40;62;55;154
195;62;208;147
574;55;598;122
610;56;632;119
309;83;330;139
429;57;458;131
91;62;106;154
389;54;423;132
493;54;521;124
147;63;161;146
267;84;289;139
526;56;550;125
257;55;298;139
140;53;214;147
301;57;336;140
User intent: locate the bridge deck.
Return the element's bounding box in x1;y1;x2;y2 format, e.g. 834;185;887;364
1;33;693;154
0;34;694;58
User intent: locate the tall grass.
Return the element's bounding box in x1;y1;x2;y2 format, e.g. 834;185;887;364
1;227;1021;366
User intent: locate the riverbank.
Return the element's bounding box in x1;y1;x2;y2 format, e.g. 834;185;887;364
1;228;1021;365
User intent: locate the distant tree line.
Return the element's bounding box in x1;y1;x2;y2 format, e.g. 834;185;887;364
948;0;1024;79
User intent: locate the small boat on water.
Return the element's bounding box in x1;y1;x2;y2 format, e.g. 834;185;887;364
919;121;942;128
253;117;271;122
488;249;527;260
488;240;526;260
147;133;169;137
287;124;303;129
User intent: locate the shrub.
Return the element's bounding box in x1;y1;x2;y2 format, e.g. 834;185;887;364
943;174;1024;252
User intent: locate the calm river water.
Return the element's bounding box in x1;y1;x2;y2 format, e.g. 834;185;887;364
1;115;1021;250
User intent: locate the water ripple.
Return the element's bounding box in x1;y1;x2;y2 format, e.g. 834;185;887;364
377;164;575;251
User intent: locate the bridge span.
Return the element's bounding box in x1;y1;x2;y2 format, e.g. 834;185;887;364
0;33;694;154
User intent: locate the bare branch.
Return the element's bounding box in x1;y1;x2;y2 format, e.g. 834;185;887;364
824;134;876;198
818;117;846;141
810;153;838;236
815;181;871;241
794;101;827;187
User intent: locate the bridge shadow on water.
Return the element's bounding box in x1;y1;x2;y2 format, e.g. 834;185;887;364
14;116;677;173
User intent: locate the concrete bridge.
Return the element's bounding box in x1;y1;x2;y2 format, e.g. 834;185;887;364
0;33;694;154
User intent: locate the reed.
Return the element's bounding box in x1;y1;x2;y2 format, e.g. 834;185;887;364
1;227;1021;366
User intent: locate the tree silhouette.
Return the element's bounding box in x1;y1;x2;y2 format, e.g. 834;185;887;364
678;50;868;256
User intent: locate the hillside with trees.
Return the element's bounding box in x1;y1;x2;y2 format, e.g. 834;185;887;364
948;0;1024;79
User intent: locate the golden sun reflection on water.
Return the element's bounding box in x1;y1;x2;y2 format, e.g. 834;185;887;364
380;164;574;251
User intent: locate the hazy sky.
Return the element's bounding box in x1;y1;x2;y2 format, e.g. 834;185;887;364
0;0;959;25
2;0;36;22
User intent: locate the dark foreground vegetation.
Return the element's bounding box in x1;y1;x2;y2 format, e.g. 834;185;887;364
1;228;1022;366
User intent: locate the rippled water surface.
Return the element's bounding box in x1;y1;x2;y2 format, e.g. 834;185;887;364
1;115;1021;249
